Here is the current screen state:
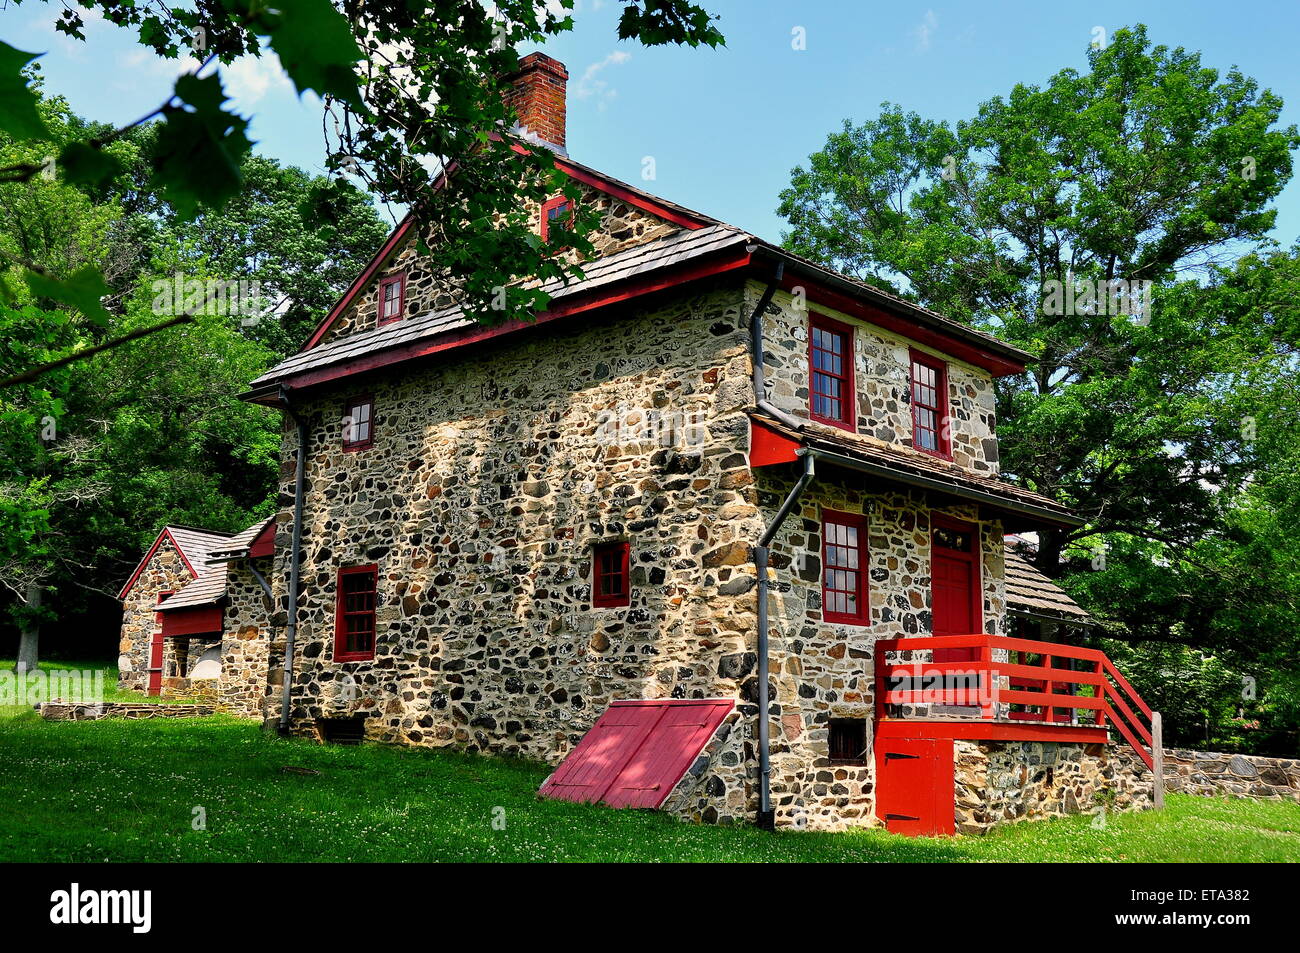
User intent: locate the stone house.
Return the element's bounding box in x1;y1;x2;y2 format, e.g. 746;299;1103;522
120;53;1159;834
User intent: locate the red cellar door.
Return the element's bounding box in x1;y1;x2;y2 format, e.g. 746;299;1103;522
874;737;955;836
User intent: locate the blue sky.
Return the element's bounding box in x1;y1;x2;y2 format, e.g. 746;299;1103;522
8;0;1300;245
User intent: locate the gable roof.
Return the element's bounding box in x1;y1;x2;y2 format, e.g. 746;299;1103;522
117;525;234;601
1004;544;1092;623
258;153;1032;401
156;516;275;612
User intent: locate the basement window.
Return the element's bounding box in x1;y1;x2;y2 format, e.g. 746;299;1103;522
334;565;378;661
318;716;366;745
592;542;630;608
541;195;573;244
377;272;405;326
828;718;867;765
822;510;869;625
809;314;855;430
910;349;950;458
342;396;373;452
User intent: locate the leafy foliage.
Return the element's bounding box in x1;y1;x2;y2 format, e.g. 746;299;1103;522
2;0;724;330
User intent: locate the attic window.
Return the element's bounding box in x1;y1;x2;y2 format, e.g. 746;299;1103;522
541;196;573;244
910;350;950;458
592;542;630;608
809;314;854;430
377;272;405;326
335;565;378;662
342;396;373;451
828;718;867;765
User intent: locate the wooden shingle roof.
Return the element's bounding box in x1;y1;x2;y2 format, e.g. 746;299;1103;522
1004;545;1091;622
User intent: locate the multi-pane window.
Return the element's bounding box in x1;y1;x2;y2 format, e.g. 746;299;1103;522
592;541;630;608
828;718;867;765
541;196;573;244
809;315;854;429
342;396;373;451
377;273;405;325
335;565;378;661
822;510;869;624
910;351;949;457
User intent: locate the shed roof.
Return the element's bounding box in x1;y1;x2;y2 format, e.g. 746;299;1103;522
156;517;275;611
1004;544;1092;623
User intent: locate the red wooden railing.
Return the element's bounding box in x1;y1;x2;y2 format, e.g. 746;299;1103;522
874;634;1155;769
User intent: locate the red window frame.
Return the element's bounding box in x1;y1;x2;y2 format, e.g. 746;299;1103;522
909;349;951;458
334;564;378;662
592;541;631;608
377;272;406;326
540;195;573;244
342;395;373;452
821;510;870;625
808;313;855;431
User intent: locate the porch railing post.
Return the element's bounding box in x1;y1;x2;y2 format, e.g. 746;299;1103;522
1151;711;1165;810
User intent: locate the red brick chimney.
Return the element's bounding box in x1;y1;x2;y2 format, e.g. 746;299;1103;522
503;52;568;150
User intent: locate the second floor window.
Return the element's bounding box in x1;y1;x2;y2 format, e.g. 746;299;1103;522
822;510;869;625
809;315;854;430
541;196;573;244
377;272;405;325
342;396;373;451
335;565;378;661
910;351;950;458
592;541;630;608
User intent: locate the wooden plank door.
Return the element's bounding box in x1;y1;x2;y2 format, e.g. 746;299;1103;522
931;516;981;663
146;591;172;695
874;737;955;836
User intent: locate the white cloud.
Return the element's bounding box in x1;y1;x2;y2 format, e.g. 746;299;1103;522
912;10;938;53
222;53;292;105
574;50;630;111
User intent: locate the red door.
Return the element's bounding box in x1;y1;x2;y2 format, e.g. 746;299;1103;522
874;737;954;836
146;591;173;695
931;516;980;663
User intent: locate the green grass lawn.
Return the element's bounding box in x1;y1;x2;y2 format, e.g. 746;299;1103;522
2;662;1298;862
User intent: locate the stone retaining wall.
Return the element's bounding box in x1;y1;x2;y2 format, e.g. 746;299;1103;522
1163;748;1300;801
39;701;216;721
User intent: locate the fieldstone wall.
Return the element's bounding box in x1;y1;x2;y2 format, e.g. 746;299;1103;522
1163;748;1300;801
40;701;216;721
272;284;767;789
118;537;194;693
219;558;277;718
318;183;683;346
757;464;1006;830
953;740;1154;834
752;284;1000;475
160;676;218;702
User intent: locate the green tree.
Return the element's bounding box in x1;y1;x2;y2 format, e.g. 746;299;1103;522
1;0;724;354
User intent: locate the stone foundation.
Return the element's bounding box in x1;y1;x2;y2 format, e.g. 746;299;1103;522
954;740;1154;834
1163;748;1300;801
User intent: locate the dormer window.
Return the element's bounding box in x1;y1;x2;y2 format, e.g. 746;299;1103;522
808;313;855;430
910;350;950;458
541;196;573;244
377;272;405;326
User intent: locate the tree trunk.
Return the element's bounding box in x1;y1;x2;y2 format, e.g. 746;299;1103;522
15;583;40;673
1035;528;1066;578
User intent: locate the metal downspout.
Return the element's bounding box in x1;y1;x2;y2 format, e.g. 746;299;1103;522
276;385;308;734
